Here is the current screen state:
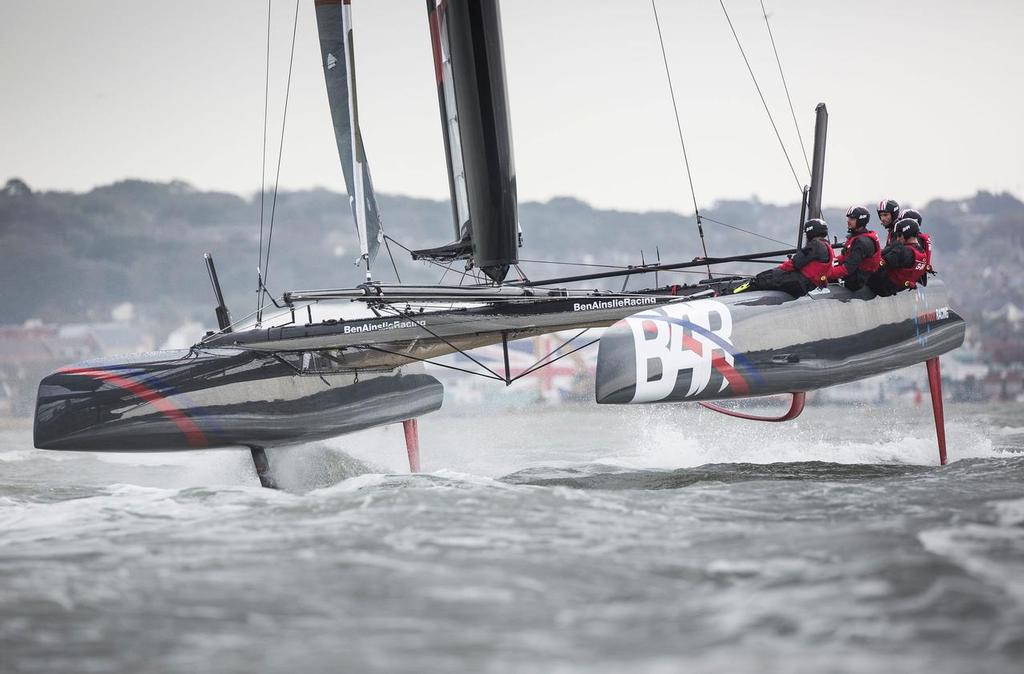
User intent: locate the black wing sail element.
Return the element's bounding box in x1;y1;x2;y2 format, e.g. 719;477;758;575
423;0;472;255
314;0;382;276
414;0;520;283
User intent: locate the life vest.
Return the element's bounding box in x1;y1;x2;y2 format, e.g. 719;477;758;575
919;232;932;268
890;230;933;269
837;230;881;273
886;243;928;289
779;240;835;287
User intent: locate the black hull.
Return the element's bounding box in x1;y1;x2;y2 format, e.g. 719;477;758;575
34;350;443;452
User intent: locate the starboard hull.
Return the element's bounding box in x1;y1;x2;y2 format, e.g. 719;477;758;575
34;349;443;452
595;281;965;404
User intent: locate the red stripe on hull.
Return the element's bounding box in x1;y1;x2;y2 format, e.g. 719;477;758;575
57;367;209;448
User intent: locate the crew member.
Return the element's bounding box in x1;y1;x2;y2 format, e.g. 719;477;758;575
897;208;934;285
866;218;928;296
827;206;881;291
877;198;900;243
733;218;834;298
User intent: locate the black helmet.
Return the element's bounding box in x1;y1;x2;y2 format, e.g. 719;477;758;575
877;198;900;218
899;208;922;225
803;218;828;240
846;206;870;227
894;218;920;239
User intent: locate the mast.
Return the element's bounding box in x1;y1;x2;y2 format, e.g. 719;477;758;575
807;103;828;220
314;0;382;280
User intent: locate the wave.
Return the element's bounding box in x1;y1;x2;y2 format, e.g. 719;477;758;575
918;496;1024;604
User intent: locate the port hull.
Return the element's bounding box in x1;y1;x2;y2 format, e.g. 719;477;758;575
34;349;443;452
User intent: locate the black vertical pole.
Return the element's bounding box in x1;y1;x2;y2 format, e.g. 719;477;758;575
501;332;511;386
796;185;809;249
204;253;232;332
807;103;828;220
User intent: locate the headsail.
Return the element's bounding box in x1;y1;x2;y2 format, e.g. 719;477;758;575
314;0;382;275
415;0;520;283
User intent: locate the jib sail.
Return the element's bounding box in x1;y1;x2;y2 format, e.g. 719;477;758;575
314;0;382;276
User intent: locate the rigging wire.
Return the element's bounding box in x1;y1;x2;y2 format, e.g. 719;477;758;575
650;0;712;279
365;329;602;385
374;302;507;380
760;0;811;177
717;0;804;192
698;215;791;247
259;0;301;320
436;260;454;285
520;258;626;270
381;234;403;283
519;329;590;376
257;0;272;322
526;264;748;279
362;344;505;382
513;263;530;284
514;338;601;383
383;235;477;283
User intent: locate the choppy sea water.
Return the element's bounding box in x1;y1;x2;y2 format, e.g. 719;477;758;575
1;401;1022;673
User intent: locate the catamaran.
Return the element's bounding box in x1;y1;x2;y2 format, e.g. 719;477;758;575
33;0;965;487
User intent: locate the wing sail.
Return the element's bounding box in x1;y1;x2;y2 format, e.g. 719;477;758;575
415;0;520;283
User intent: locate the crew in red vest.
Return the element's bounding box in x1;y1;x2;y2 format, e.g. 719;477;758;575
827;206;881;291
733;218;834;298
877;198;900;244
896;208;935;286
866;219;928;296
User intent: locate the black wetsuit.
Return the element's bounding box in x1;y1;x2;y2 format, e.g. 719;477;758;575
866;241;926;297
742;238;832;298
836;227;879;292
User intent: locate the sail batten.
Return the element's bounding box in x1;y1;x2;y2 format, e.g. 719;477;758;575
314;0;381;274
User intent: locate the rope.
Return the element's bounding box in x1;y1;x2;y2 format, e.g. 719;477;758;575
259;0;300;318
718;0;803;193
650;0;712;279
257;0;272;322
760;0;811;177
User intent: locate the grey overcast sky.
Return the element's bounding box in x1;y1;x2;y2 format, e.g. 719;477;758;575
2;0;1022;213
